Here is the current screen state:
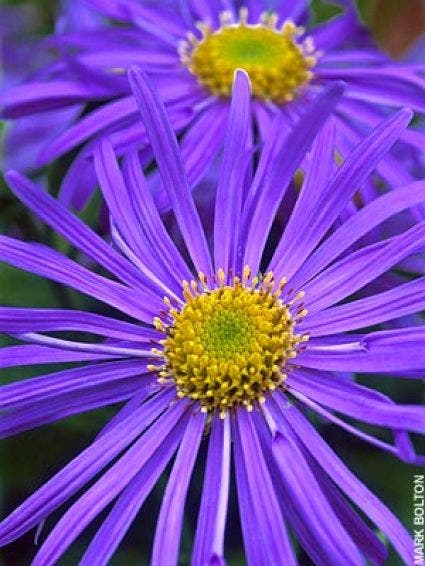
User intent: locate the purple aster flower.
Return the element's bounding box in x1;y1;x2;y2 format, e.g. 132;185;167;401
1;69;424;564
1;0;424;211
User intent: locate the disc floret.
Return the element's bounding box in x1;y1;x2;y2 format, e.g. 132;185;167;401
148;268;308;417
179;7;318;102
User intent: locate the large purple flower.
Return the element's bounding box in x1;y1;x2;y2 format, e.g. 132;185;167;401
1;0;424;209
0;70;424;564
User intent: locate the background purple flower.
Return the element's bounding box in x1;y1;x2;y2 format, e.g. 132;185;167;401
0;70;424;564
1;0;424;212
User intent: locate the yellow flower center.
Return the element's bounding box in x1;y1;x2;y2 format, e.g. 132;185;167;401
179;8;317;103
148;268;308;417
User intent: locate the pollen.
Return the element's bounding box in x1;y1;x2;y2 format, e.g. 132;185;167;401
149;268;308;416
179;8;318;103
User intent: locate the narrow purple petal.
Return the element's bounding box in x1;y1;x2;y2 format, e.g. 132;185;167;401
122;150;192;283
319;67;425;114
313;463;388;566
152;411;205;566
0;80;110;118
94;389;153;440
192;415;231;565
289;369;425;433
0;359;149;409
241;82;344;275
11;332;151;358
290;180;425;290
282;405;413;564
175;101;228;191
233;409;297;565
0;388;175;544
0;344;119;368
287;386;416;462
32;399;189;566
214;70;251;274
94;140;182;299
0;307;158;342
83;0;185;36
0;378;146;439
232;413;272;565
304;220;425;313
37;95;139;165
301;327;425;373
261;400;364;565
302;276;425;336
5;171;156;292
334;110;415;188
151;103;227;214
0;236;160;321
270;108;414;281
128;67;213;275
80;412;184;566
282;119;336;252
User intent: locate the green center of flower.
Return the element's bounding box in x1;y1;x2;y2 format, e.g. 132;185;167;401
179;8;317;102
202;308;252;358
148;268;308;416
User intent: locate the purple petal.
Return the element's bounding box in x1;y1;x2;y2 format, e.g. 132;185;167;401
94;389;152;440
0;236;160;321
281;405;413;564
151;411;205;566
334;110;416;188
0;307;158;341
37;95;138;165
303;219;425;313
289;368;425;433
261;400;365;565
276;0;308;22
5;171;158;294
80;409;185;566
32;398;189;566
241;82;344;275
3;105;82;171
192;415;231;565
0;378;147;439
171;102;228;205
214;70;251;274
310;5;367;51
233;409;297;565
302;276;425;336
0;359;150;409
300;327;425;373
128;67;213;275
287;385;418;463
94;140;183;298
290;179;425;290
0;80;110;118
0;344;119;368
270;108;414;281
319;67;425;114
0;388;175;544
83;0;185;36
313;463;387;565
11;331;151;358
122;150;193;283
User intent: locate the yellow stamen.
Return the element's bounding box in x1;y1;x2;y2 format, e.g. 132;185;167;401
150;269;307;414
180;8;317;103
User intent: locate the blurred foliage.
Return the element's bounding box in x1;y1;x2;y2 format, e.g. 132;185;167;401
0;0;424;565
